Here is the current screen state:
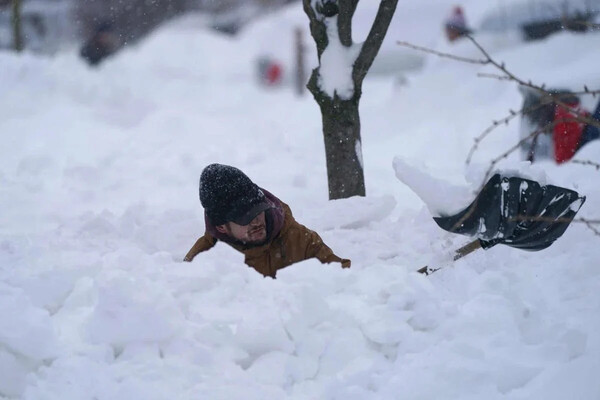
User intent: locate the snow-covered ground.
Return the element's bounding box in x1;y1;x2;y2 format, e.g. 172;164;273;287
1;1;600;399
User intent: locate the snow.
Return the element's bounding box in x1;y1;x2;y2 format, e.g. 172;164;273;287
1;1;600;399
318;16;361;99
392;156;473;216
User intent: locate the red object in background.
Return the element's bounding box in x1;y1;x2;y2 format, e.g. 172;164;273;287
553;103;589;163
266;63;282;85
445;5;468;42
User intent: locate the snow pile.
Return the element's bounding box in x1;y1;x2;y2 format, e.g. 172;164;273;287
392;157;473;216
1;1;600;399
0;284;59;397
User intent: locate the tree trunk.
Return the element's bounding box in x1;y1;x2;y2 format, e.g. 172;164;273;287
303;0;398;200
12;0;23;52
319;95;365;199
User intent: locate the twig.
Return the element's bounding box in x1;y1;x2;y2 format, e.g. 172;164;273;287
560;18;600;31
397;36;600;176
479;119;565;187
572;160;600;170
559;88;600;97
477;72;512;81
580;218;600;236
396;40;487;65
463;35;600;162
553;101;600;131
509;216;600;238
576;218;600;224
353;0;399;84
463;35;600;132
477;72;600;97
509;216;600;224
397;36;600;101
450;120;564;232
398;37;600;160
466;102;547;165
477;112;596;186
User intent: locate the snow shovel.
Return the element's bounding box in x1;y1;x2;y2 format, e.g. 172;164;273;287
418;174;586;275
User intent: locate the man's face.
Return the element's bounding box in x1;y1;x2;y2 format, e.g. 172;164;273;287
217;211;267;245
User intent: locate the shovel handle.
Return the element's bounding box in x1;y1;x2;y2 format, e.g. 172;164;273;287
416;265;439;275
417;239;482;275
453;239;482;261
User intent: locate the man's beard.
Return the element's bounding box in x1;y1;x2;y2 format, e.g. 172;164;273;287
245;225;267;246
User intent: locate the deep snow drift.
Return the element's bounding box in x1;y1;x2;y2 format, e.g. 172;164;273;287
1;1;600;399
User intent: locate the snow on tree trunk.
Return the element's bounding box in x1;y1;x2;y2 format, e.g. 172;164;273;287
303;0;398;200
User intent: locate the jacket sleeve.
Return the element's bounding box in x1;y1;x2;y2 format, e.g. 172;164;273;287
183;233;217;262
303;227;351;269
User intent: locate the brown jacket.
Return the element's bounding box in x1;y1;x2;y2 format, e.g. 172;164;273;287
184;199;350;278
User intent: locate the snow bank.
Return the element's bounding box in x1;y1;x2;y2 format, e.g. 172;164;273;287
0;283;59;396
1;2;599;399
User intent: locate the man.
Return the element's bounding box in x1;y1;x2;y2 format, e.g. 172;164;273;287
184;164;350;278
444;6;470;42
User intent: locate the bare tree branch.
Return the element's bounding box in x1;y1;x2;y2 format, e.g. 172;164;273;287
553;100;600;131
397;35;600;168
581;218;600;236
572;160;600;170
466;102;547;164
448;120;561;232
397;36;600;98
509;216;600;237
353;0;399;84
560;17;600;31
477;72;600;97
396;36;600;240
480;119;565;187
462;36;600;132
480;113;598;186
509;216;599;224
397;40;487;64
337;0;357;46
303;0;329;57
477;72;512;81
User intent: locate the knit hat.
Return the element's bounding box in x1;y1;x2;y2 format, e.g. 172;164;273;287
199;164;271;226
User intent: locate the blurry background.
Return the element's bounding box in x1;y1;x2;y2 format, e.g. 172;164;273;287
1;0;599;57
0;0;298;54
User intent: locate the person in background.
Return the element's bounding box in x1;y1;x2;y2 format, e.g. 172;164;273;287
444;6;471;42
80;22;120;66
184;164;351;278
577;98;600;151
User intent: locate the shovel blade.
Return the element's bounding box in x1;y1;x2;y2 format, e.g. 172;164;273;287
433;174;585;251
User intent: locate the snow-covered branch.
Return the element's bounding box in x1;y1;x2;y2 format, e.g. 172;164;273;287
305;0;398;100
303;0;329;57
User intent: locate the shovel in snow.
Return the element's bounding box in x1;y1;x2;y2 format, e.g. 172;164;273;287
418;174;586;275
